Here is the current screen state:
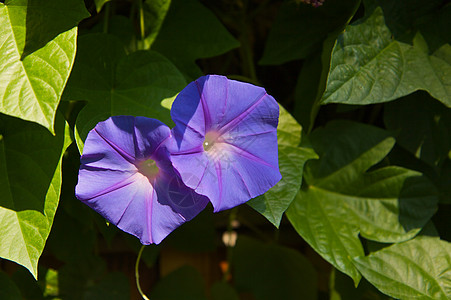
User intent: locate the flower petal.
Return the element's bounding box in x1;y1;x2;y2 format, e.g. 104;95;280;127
81;116;172;171
169;75;281;211
77;115;208;244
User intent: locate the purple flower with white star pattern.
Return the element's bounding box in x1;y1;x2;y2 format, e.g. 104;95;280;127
75;116;209;244
168;75;282;212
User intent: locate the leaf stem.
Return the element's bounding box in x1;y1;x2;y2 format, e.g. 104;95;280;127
103;2;111;34
238;1;259;85
135;245;150;300
138;0;146;49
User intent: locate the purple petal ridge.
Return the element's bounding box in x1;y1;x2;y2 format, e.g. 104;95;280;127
169;75;282;212
75;116;209;244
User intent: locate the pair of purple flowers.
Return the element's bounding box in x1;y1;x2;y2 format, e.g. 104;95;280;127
75;75;281;244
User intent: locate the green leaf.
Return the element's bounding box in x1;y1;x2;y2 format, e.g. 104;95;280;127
354;236;451;299
293;1;360;132
321;7;451;107
152;0;239;79
286;120;438;284
84;272;130;300
260;0;361;65
247;105;318;227
276;104;302;147
0;0;89;133
58;256;107;300
0;271;21;300
384;91;451;204
46;208;97;264
94;0;112;12
91;15;135;49
143;0;171;49
0;113;72;279
151;266;207;300
210;282;240;300
384;92;451;167
293;53;323;131
363;0;450;52
166;208;216;252
63;33;186;153
11;266;45;299
42;268;59;298
330;268;394;300
232;236;318;300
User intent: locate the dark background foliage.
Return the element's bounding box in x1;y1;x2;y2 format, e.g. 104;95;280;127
0;0;450;299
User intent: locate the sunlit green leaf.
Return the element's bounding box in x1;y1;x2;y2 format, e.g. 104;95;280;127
0;0;89;133
232;236;318;300
42;268;59;298
94;0;112;12
63;33;186;153
287;121;438;284
143;0;171;49
354;236;451;299
0;113;72;278
321;7;451;107
248;105;317;227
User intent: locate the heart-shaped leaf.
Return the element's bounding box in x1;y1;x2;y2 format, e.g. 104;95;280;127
286;120;438;284
63;33;186;152
321;7;451;107
152;0;239;79
0;0;89;133
354;236;451;299
0;113;71;278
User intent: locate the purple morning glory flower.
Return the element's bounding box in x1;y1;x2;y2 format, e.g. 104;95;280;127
75;116;209;244
168;75;282;212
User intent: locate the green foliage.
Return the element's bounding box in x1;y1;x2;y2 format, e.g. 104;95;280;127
210;282;240;300
0;0;450;299
151;266;207;300
354;236;451;299
94;0;112;12
63;33;186;152
232;236;318;300
287;121;438;283
260;0;360;65
321;7;451;107
142;0;171;49
0;271;21;300
0;0;89;133
152;0;240;79
0;114;71;278
248;105;318;227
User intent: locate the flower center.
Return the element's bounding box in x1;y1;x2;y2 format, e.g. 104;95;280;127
203;131;221;151
138;159;159;180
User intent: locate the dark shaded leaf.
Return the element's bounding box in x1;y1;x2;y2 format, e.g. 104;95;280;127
232;236;317;300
